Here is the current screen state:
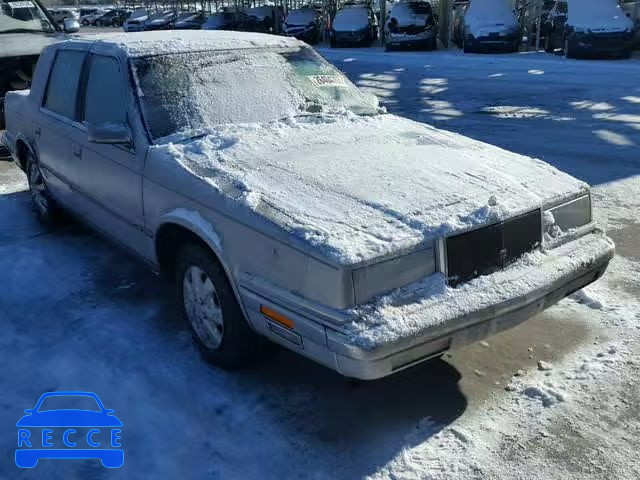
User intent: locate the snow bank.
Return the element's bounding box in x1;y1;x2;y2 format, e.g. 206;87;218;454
155;113;586;266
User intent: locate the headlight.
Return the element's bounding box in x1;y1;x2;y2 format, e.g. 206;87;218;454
352;246;436;304
544;194;592;244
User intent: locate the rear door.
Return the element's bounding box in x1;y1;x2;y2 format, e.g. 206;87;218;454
67;53;147;256
35;48;87;206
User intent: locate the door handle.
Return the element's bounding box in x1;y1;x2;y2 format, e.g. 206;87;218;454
34;128;41;137
72;145;82;158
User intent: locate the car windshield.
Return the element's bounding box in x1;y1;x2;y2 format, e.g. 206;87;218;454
286;8;317;25
333;6;369;29
38;395;102;412
0;0;56;33
131;46;379;141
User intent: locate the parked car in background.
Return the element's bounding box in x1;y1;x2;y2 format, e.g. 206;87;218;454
544;0;634;58
0;0;70;130
2;31;614;380
330;3;378;47
621;0;640;47
384;1;438;51
80;9;108;26
237;5;284;33
202;10;236;30
143;10;177;31
48;8;77;25
283;7;323;44
173;11;207;30
460;0;521;53
95;9;129;27
123;9;148;32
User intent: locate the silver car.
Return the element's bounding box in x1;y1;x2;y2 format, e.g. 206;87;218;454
2;31;614;380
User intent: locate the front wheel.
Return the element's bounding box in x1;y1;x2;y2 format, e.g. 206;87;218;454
564;37;576;59
27;153;59;225
176;243;261;369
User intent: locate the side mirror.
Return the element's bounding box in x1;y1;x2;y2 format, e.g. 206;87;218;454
63;18;80;33
88;122;132;145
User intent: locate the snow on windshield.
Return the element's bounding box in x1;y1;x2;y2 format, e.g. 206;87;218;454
131;46;377;141
390;2;432;22
333;6;369;30
465;0;516;26
286;8;316;26
567;0;633;30
0;0;55;33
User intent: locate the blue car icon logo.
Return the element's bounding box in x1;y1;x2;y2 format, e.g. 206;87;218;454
16;391;123;468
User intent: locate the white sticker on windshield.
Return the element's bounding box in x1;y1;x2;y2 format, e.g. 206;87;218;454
8;1;35;8
307;75;348;88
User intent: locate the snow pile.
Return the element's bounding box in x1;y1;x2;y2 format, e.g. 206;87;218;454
156;113;586;266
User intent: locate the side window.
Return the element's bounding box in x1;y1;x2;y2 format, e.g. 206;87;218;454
83;55;128;126
43;50;86;119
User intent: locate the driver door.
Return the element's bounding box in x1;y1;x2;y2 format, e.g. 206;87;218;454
66;53;147;256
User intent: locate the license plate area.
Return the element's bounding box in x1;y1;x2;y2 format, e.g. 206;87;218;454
446;209;542;287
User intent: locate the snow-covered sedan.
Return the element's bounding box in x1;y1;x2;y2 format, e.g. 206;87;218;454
461;0;521;53
385;1;438;51
544;0;634;58
2;31;614;380
330;4;378;47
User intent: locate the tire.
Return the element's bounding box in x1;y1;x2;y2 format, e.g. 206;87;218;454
330;37;337;48
176;243;261;369
428;36;437;51
26;152;59;225
385;41;393;52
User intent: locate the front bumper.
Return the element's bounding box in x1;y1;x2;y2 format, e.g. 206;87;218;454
240;230;614;380
332;30;370;44
569;32;634;56
387;29;435;46
465;31;520;51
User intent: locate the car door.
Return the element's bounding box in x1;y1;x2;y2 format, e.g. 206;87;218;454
36;48;87;206
67;52;148;256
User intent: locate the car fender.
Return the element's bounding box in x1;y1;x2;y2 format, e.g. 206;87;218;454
156;208;254;325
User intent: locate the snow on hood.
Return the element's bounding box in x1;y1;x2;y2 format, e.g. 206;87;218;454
567;0;633;32
389;2;431;27
464;0;518;32
153;114;586;266
333;6;369;31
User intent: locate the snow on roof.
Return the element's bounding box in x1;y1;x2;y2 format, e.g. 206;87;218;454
567;0;633;31
70;30;302;57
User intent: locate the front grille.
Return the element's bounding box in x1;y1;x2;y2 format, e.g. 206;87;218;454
446;209;541;287
398;26;427;35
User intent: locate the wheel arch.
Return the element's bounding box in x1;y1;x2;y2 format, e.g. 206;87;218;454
15;137;35;171
154;211;254;329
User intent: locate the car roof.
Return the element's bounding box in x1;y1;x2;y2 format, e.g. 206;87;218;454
63;30;302;58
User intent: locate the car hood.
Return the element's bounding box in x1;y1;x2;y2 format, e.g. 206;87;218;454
0;32;63;58
16;410;122;427
151;114;586;266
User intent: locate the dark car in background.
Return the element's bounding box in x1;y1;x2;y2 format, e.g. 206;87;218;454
460;0;521;53
283;7;323;44
202;8;237;30
330;3;378;47
237;5;284;33
174;11;207;29
385;1;438;51
0;0;64;130
142;10;177;30
544;0;634;58
95;9;129;27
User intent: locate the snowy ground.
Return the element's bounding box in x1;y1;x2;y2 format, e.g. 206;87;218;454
1;49;639;479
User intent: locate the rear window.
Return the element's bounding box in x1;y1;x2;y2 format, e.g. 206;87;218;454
43;50;86;120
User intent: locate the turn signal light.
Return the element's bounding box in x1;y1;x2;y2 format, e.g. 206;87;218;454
260;305;295;329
